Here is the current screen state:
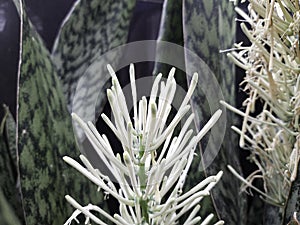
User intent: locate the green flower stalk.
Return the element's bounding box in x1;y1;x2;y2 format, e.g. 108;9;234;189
223;0;300;207
63;64;224;225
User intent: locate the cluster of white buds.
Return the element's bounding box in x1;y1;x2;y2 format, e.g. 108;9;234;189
64;64;223;225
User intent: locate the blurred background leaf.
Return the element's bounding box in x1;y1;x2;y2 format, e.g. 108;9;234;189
152;0;219;222
0;105;23;223
153;0;186;86
0;187;21;225
51;0;136;156
153;0;248;224
182;1;247;224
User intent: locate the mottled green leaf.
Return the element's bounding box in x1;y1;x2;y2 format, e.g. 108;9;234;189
183;0;247;224
51;0;136;150
153;1;220;223
13;0;107;224
148;0;248;223
2;105;17;164
0;187;21;225
0;105;23;222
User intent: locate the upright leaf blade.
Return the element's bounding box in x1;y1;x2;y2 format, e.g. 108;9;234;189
51;0;136;150
183;0;247;224
153;0;186;85
13;0;106;224
153;1;220;223
0;105;23;223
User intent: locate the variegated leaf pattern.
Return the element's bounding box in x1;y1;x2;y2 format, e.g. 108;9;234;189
183;0;247;224
0;105;23;223
51;0;136;149
13;0;107;224
3;105;17;163
153;0;220;223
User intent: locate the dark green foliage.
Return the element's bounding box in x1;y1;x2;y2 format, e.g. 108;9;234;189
1;0;109;224
185;0;247;224
152;0;248;224
0;187;21;225
153;0;186;88
0;105;23;223
51;0;136;113
51;0;136;155
264;204;283;225
153;0;247;224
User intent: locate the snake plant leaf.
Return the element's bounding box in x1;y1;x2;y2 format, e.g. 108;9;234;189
0;105;20;225
0;187;21;225
183;0;247;224
0;105;17;167
153;1;220;223
13;0;106;224
51;0;136;149
263;204;282;225
284;164;300;224
0;105;23;222
153;0;186;87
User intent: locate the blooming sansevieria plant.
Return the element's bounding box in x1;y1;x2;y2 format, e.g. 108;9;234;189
63;64;224;225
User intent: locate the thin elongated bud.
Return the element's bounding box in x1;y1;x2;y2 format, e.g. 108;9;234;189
130;63;138;130
107;89;114;105
123;151;141;197
178;72;198;112
150;73;162;102
176;172;222;202
65;195;105;225
168;67;176;79
188;217;202;225
195;109;222;143
200;214;214;225
64;156;134;206
214;221;225;225
183;205;201;225
107;64;117;78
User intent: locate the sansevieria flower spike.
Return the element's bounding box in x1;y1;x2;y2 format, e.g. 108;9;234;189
222;0;300;210
63;64;224;225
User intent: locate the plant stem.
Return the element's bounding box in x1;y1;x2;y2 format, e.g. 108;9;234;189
139;137;149;223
